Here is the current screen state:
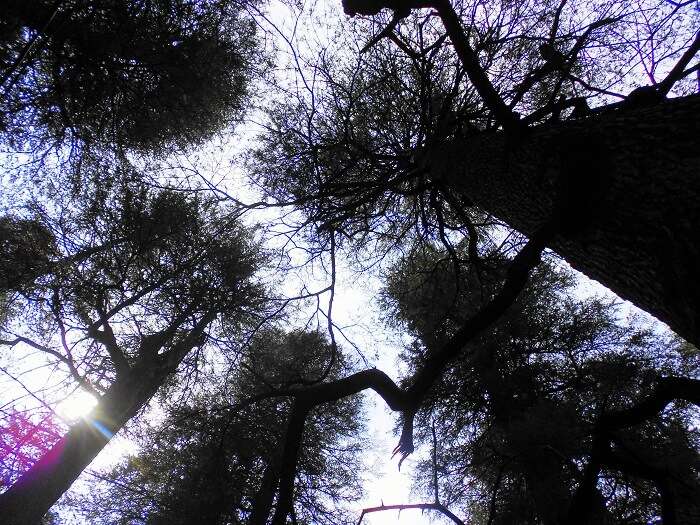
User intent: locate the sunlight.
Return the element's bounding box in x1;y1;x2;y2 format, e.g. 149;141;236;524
56;392;98;421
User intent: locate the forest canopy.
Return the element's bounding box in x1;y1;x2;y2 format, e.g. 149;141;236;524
1;1;698;524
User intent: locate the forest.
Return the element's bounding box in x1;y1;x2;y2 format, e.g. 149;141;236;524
0;0;698;524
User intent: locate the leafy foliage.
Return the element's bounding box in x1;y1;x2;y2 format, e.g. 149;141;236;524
0;216;56;293
1;1;698;524
1;0;259;154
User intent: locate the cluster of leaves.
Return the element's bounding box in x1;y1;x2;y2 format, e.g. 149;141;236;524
1;0;259;154
0;216;56;293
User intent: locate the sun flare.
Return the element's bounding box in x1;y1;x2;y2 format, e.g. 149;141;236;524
56;392;98;421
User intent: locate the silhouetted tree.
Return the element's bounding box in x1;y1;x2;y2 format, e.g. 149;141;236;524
1;0;259;154
383;241;700;524
1;2;698;524
0;183;266;524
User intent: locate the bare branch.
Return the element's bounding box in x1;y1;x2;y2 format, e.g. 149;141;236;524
356;502;466;524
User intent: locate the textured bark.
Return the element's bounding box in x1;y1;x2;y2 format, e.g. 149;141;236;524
431;94;700;346
0;365;167;525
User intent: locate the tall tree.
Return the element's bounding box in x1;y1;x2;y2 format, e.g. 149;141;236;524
234;224;699;523
64;329;364;525
250;0;700;345
0;184;265;524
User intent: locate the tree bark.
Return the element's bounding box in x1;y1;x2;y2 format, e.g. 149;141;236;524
431;94;700;346
0;365;167;525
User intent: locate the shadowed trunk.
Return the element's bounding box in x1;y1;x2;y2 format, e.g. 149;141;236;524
432;94;700;346
0;365;168;525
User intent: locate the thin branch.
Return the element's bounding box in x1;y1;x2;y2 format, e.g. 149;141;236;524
356;502;466;525
0;0;63;89
0;336;99;397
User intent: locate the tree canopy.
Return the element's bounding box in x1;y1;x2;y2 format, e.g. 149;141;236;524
0;181;267;524
1;0;259;153
0;1;698;524
384;242;700;523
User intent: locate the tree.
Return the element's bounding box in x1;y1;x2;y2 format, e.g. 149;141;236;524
383;241;700;524
0;0;259;155
250;0;700;346
0;2;266;520
223;220;699;523
0;183;266;524
65;329;364;525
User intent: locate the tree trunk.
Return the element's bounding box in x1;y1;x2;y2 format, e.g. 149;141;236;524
0;366;167;525
432;94;700;346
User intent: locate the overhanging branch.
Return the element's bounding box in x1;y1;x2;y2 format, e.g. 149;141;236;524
602;376;700;429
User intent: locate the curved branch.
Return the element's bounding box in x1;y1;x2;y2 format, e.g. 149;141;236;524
357;502;466;525
264;221;555;522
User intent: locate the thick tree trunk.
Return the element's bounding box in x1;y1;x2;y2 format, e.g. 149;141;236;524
0;366;167;525
432;94;700;346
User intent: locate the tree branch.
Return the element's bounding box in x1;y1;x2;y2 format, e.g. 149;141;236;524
356;502;466;524
159;309;218;371
432;0;523;132
0;336;99;397
88;309;130;378
265;219;555;521
567;376;699;524
601;376;700;429
657;30;700;96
